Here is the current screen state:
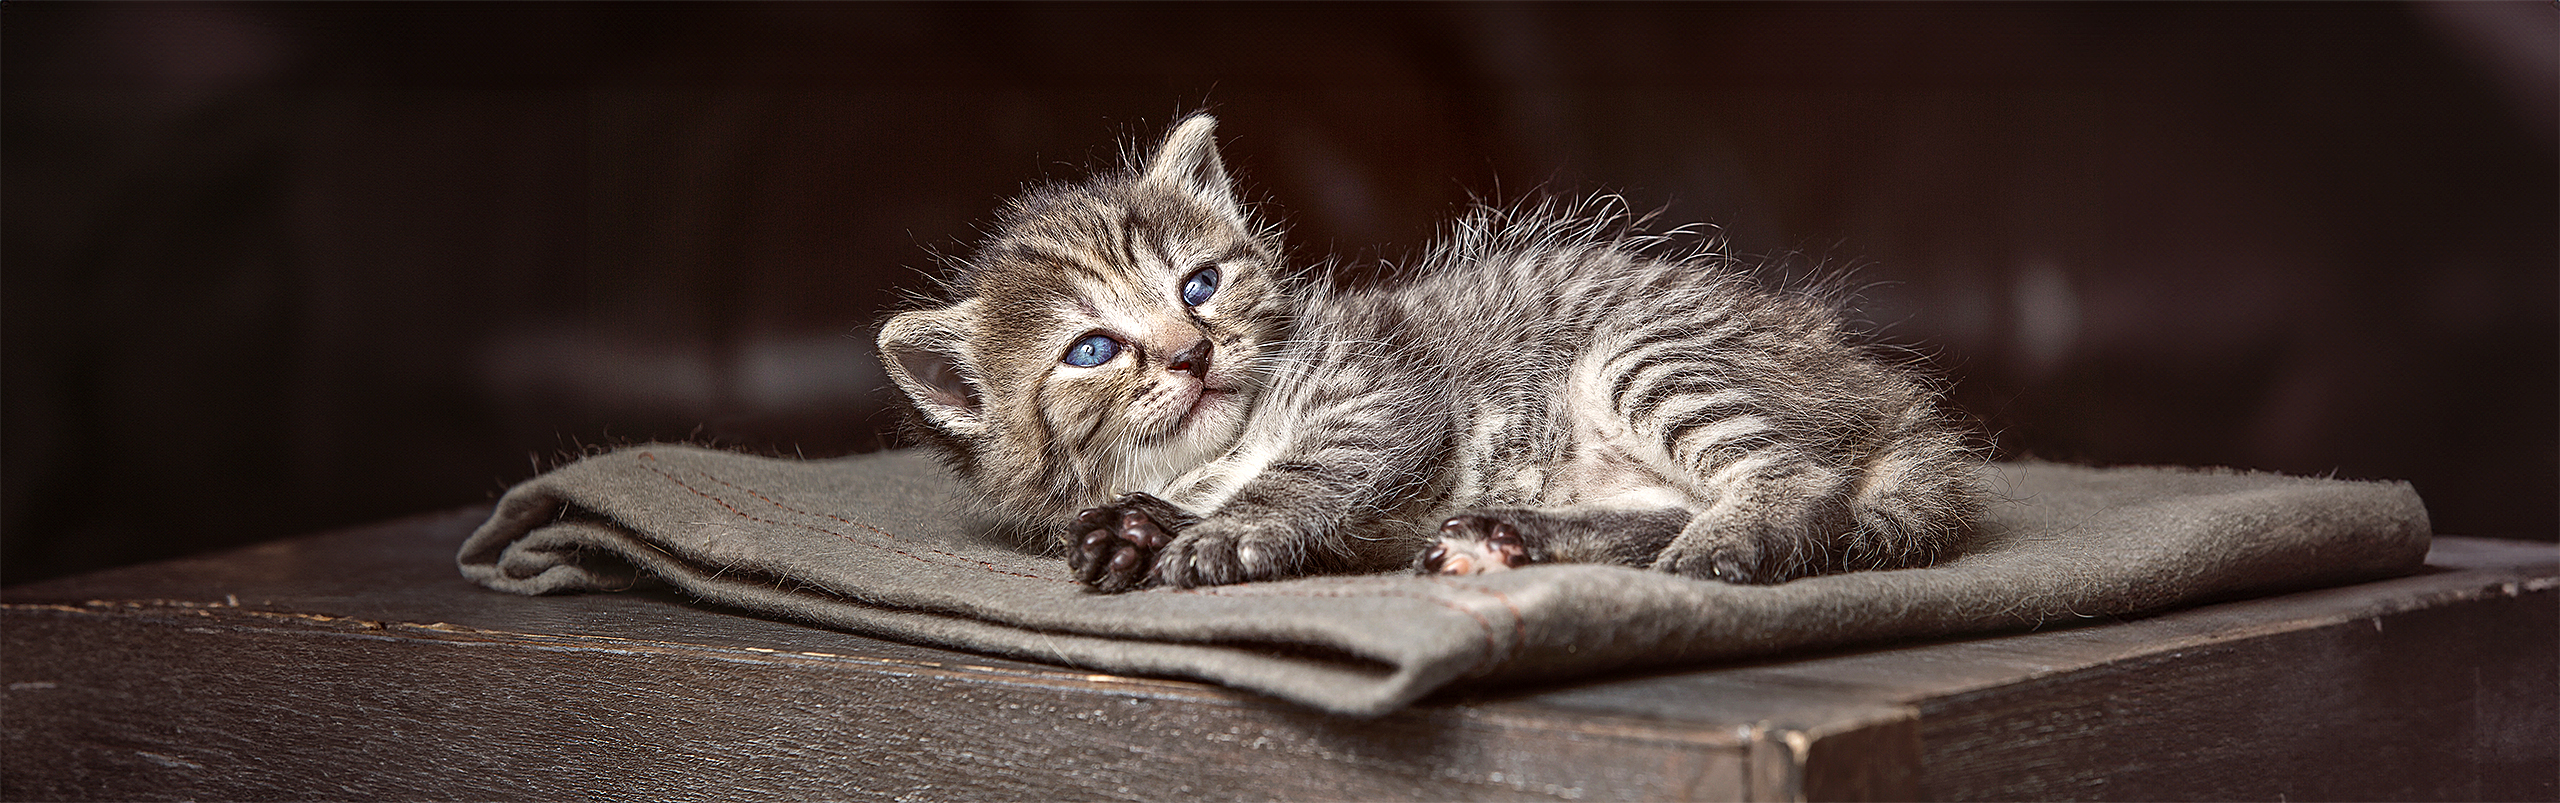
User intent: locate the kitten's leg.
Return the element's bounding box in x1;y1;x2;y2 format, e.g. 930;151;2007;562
1650;396;1985;582
1150;461;1423;588
1067;470;1436;592
1651;433;1984;583
1148;391;1455;588
1650;457;1852;583
1832;421;1985;572
1064;413;1450;591
1418;506;1691;575
1062;492;1196;593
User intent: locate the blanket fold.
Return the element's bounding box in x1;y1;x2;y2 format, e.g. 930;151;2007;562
458;446;2429;715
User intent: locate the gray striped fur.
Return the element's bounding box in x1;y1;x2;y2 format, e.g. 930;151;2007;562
878;115;1986;591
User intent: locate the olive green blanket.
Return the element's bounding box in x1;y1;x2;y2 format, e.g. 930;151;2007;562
458;446;2430;715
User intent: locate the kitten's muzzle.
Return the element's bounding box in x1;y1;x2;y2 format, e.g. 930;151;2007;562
1167;339;1213;379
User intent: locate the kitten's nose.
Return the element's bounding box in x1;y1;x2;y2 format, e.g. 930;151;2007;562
1166;339;1213;379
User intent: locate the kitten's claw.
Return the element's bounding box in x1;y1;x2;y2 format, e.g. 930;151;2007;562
1066;504;1172;593
1417;514;1534;575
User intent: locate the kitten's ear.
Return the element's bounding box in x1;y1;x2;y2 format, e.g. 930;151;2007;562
1141;114;1242;222
877;301;987;437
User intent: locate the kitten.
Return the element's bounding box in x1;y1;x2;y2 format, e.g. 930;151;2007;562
878;114;1985;593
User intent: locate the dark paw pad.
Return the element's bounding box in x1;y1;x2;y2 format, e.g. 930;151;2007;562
1417;514;1534;575
1065;505;1173;593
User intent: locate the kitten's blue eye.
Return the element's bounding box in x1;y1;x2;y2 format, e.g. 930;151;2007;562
1062;334;1120;367
1180;266;1221;307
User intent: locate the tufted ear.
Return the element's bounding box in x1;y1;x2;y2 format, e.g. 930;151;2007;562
876;300;987;437
1141;114;1242;222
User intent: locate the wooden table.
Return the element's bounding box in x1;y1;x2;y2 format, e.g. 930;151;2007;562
5;507;2554;801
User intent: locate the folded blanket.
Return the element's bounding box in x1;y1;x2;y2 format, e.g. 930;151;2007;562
457;446;2430;716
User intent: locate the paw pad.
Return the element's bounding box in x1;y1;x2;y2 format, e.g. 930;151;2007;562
1066;506;1172;593
1418;514;1533;575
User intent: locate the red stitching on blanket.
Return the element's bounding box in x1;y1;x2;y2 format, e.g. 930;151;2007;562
633;452;1065;583
1428;578;1528;671
686;461;1067;583
1174;581;1519;677
629;451;1521;674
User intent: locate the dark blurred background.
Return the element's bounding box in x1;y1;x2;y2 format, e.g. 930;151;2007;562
6;2;2553;586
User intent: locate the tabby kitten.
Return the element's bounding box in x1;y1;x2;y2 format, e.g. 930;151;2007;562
878;115;1985;593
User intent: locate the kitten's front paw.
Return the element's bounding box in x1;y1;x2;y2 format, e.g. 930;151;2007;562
1417;514;1535;575
1064;499;1179;594
1150;521;1289;588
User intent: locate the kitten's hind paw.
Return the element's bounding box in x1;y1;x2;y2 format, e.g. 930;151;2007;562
1653;538;1776;585
1416;514;1534;575
1063;493;1190;593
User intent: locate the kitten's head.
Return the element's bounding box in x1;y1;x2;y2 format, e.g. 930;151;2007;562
878;115;1297;521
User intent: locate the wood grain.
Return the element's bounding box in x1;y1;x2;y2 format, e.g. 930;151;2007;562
5;508;2553;801
4;599;1746;801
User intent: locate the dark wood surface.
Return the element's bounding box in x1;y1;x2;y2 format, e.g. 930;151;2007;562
5;508;2553;802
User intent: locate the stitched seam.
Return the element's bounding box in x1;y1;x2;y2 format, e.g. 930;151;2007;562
626;451;1523;675
676;456;1066;583
1176;583;1517;677
1428;577;1530;671
1187;574;1531;674
635;451;1065;583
